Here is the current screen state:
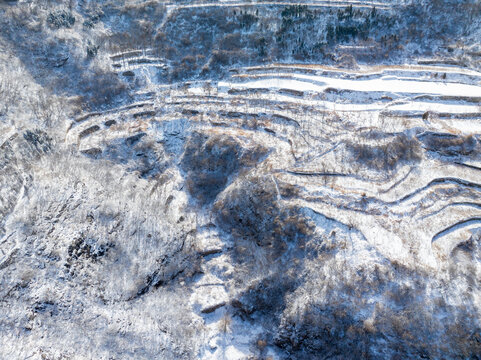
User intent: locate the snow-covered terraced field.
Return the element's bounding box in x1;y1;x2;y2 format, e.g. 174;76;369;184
221;65;481;116
63;60;481;359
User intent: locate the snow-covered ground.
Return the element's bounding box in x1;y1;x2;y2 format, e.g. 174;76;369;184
2;0;481;357
53;59;481;358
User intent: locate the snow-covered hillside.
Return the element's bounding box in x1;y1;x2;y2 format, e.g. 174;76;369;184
1;0;481;359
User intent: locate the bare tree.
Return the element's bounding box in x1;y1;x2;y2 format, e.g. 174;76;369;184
0;69;20;119
29;91;61;128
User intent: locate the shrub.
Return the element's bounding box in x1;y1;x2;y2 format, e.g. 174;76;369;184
254;36;268;57
180;132;267;204
211;50;230;66
211;50;249;68
215;175;314;260
82;5;103;28
232;273;297;317
79;68;127;109
417;132;477;156
86;42;99;58
23;129;52;154
47;10;75;29
238;13;258;29
347;134;422;171
170;55;200;81
220;33;242;51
